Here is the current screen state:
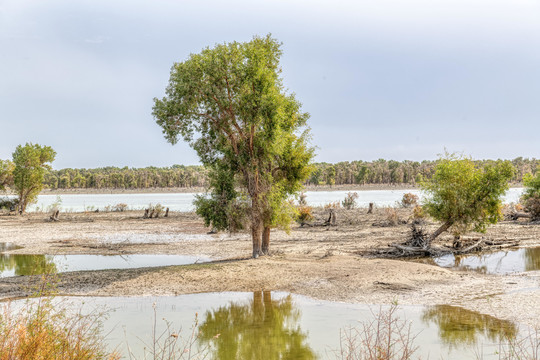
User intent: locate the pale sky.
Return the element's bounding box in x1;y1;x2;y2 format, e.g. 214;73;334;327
1;0;539;169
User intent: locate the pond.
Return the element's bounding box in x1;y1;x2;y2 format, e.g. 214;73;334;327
0;253;210;278
14;292;523;360
21;188;524;212
430;247;540;275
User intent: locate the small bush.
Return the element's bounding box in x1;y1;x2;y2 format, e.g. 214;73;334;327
337;304;418;360
342;192;359;210
401;193;419;208
113;203;128;212
524;195;540;221
0;277;119;360
298;192;307;206
296;206;314;225
384;207;399;226
0;197;18;211
324;201;341;210
412;205;425;220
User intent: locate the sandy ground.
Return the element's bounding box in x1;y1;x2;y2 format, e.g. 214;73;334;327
0;207;539;329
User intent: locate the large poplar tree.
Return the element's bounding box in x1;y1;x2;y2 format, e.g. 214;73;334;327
153;35;314;257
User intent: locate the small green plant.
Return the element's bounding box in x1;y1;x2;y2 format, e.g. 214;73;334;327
342;192;359;210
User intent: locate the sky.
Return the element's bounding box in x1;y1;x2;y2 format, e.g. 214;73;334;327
0;0;539;169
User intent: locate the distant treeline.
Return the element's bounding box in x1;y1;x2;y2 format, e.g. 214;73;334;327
42;158;538;190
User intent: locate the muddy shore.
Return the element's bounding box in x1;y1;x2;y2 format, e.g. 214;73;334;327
0;208;538;329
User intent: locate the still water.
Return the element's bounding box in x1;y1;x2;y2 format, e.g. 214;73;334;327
0;253;210;278
24;292;521;360
25;188;524;212
431;247;540;275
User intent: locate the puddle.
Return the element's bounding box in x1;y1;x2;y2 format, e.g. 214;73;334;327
430;247;540;274
0;254;211;277
10;292;524;360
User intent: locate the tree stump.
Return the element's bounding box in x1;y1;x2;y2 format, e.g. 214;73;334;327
325;209;336;226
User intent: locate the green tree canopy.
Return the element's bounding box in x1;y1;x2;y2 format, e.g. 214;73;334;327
153;35;314;257
0;159;14;192
421;154;514;244
12;143;56;213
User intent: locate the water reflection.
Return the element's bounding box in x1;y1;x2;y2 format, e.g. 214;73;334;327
431;247;540;274
0;254;210;277
0;254;57;276
198;291;317;360
422;305;517;347
0;242;23;252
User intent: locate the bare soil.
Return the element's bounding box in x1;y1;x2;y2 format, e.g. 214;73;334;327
0;207;539;329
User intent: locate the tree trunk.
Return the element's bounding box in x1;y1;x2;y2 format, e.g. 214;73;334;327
427;220;453;248
367;203;374;214
261;226;270;255
251;195;263;258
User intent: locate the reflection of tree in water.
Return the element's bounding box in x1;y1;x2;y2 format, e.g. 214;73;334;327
422;305;517;347
523;247;540;271
0;254;57;276
198;291;317;360
452;254;488;274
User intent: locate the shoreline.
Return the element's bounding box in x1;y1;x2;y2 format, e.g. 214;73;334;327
0;209;538;329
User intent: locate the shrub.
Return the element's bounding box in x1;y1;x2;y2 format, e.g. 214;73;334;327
412;205;425;220
0;277;119;360
524;196;540;221
296;205;314;225
342;192;359;210
384;207;399;226
522;172;540;220
401;193;418;208
338;304;418;360
113;203;128;212
421;153;514;245
0;197;18;211
324;201;341;210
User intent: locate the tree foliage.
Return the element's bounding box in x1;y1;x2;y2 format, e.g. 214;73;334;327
0;160;14;192
12;143;56;213
522;172;540;220
35;157;536;191
153;35;314;257
421;154;514;242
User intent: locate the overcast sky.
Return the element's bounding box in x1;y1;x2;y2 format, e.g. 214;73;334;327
1;0;539;169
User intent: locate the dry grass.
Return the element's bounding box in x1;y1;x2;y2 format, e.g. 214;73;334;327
336;304;418;360
0;275;119;360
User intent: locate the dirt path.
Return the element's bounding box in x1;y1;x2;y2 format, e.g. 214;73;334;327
0;208;538;328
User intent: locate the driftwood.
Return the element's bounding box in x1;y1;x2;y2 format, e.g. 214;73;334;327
49;210;60;222
324;209;336;226
507;212;532;221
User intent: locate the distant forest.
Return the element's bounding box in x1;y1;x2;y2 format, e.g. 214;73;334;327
40;158;539;190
